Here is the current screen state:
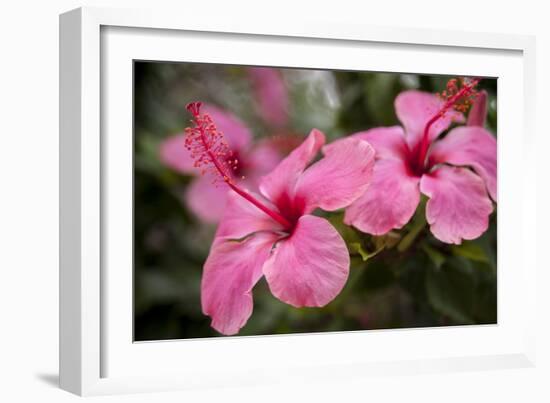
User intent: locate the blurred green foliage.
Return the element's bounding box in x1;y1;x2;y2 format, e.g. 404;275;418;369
134;62;497;340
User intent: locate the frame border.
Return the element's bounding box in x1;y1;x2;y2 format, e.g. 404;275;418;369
59;6;537;396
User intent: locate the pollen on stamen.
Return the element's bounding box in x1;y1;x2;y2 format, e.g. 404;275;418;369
184;102;239;186
436;77;479;115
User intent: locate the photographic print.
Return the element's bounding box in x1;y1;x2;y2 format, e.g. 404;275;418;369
133;62;497;340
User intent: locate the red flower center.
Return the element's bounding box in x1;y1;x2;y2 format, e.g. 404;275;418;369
273;192;306;230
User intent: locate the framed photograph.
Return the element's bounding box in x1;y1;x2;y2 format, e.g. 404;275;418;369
60;6;537;396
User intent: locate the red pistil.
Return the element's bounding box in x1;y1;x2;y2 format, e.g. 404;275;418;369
414;78;480;173
185;102;292;229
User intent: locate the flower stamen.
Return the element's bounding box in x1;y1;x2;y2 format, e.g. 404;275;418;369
415;77;480;172
185;102;292;229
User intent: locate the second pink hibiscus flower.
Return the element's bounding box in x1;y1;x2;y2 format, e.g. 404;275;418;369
336;78;497;244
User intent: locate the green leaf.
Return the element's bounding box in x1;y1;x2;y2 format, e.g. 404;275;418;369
422;244;446;269
451;240;489;263
349;242;383;262
397;208;427;252
373;231;401;250
326;212;361;245
425;257;476;324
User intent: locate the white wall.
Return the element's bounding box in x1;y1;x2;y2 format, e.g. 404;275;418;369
1;1;548;402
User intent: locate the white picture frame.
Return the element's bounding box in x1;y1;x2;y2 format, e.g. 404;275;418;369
59;6;537;396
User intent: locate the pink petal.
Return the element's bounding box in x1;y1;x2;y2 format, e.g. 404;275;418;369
246;140;282;179
248;67;289;128
429;126;497;201
294;137;375;212
215;191;283;240
467;90;488;127
395;90;464;149
420;166;493;244
259;129;325;203
159;134;196;174
201;232;279;335
348;126;408;160
344;159;420;235
202;103;252;151
185;175;230;223
263;215;350;307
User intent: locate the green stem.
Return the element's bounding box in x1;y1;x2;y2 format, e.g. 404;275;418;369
397;215;427;252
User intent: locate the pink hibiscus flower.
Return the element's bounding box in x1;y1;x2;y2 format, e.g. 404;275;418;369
247;67;289;128
183;102;375;335
338;78;496;244
159;103;281;223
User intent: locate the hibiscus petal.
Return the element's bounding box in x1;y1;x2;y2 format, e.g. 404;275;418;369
248;67;289;128
344;159;420;235
347;126;409;161
159;134;196;174
259;129;325;203
201;232;278;335
420;166;493;244
467;90;488;127
429;126;497;201
246;140;282;179
185;175;230;223
294;137;375;212
395;90;464;149
263;215;350;307
216;191;283;240
202;103;252;151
